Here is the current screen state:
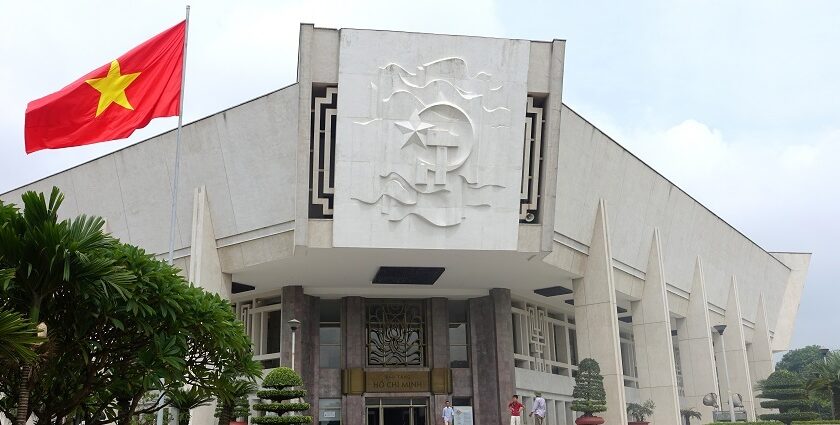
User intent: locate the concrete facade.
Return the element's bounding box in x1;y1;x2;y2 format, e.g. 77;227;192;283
0;25;811;425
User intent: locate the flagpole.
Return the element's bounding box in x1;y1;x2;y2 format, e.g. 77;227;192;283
167;5;190;265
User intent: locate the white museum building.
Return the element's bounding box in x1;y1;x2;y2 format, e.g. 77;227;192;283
1;26;811;425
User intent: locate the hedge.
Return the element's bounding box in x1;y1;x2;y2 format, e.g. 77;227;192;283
251;415;314;425
263;367;304;388
256;389;307;401
791;422;840;424
253;402;312;414
706;422;783;425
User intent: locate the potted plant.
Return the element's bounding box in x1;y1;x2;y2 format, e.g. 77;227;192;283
679;407;702;425
571;358;608;425
626;400;655;425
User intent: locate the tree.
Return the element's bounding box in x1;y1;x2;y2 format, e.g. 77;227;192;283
570;358;608;417
0;188;259;424
810;351;840;419
679;407;702;425
215;379;257;425
777;345;826;375
252;367;312;424
757;369;819;425
0;188;134;425
167;387;212;425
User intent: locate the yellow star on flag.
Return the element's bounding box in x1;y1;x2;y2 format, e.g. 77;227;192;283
85;60;141;117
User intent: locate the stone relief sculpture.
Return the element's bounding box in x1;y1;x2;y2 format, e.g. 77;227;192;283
351;57;511;227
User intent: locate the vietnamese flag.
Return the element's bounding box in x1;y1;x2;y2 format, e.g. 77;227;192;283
24;21;186;154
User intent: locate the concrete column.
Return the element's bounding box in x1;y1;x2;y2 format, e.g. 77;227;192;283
722;277;756;420
307;297;321;422
187;185;227;425
430;298;450;425
280;285;318;422
748;295;774;416
537;39;566;252
294;23;314;248
572;199;628;424
491;288;516;417
469;293;509;425
343;297;365;425
630;229;681;425
677;257;720;421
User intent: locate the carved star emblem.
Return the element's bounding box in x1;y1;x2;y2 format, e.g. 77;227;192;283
394;110;435;149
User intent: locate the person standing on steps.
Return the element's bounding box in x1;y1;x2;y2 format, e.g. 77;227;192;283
529;392;546;425
442;400;455;425
508;395;525;425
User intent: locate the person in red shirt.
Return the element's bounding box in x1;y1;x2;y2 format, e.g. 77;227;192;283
508;395;524;425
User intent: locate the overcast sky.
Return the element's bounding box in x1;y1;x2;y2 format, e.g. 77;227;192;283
1;0;837;350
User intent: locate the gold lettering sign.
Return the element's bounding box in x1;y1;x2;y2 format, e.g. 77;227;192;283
365;371;430;393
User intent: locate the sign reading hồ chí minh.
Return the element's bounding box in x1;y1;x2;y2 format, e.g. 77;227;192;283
365;371;430;392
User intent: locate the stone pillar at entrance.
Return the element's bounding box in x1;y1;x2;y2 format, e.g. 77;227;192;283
572;199;628;424
281;286;317;418
468;289;515;425
430;297;450;425
343;296;365;425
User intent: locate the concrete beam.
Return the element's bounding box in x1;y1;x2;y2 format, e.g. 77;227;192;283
631;229;681;425
677;257;721;420
573;199;628;424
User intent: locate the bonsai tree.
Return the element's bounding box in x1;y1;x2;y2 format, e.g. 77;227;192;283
679;407;702;425
252;367;312;424
626;400;655;423
571;358;608;417
167;387;212;425
215;380;257;424
757;369;819;425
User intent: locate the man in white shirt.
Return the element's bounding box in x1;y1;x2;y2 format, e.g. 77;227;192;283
529;392;547;425
442;400;455;425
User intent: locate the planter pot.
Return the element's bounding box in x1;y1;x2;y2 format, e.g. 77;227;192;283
628;422;650;425
230;421;247;425
575;416;605;425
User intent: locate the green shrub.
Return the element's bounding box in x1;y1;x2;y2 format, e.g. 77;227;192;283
251;367;311;425
570;358;607;415
758;370;820;425
706;422;783;425
791;421;840;424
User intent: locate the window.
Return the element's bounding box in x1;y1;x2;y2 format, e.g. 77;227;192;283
234;294;283;369
319;398;341;425
449;300;469;368
511;300;576;376
320;299;341;369
366;301;426;367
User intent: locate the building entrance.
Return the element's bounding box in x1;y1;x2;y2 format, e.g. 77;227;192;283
365;398;427;425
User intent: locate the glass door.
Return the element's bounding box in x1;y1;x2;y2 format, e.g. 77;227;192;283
366;398;428;425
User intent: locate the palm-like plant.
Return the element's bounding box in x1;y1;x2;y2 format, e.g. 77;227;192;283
167;387;213;425
215;380;257;424
0;188;134;424
626;400;655;422
0;307;42;363
810;351;840;419
680;407;702;425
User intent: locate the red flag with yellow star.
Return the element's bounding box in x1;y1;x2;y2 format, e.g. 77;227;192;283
24;21;185;153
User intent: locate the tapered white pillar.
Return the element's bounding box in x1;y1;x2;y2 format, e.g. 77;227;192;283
630;229;682;425
677;257;721;421
722;277;756;420
187;186;228;425
573;199;628;424
748;295;774;416
188;185;230;298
